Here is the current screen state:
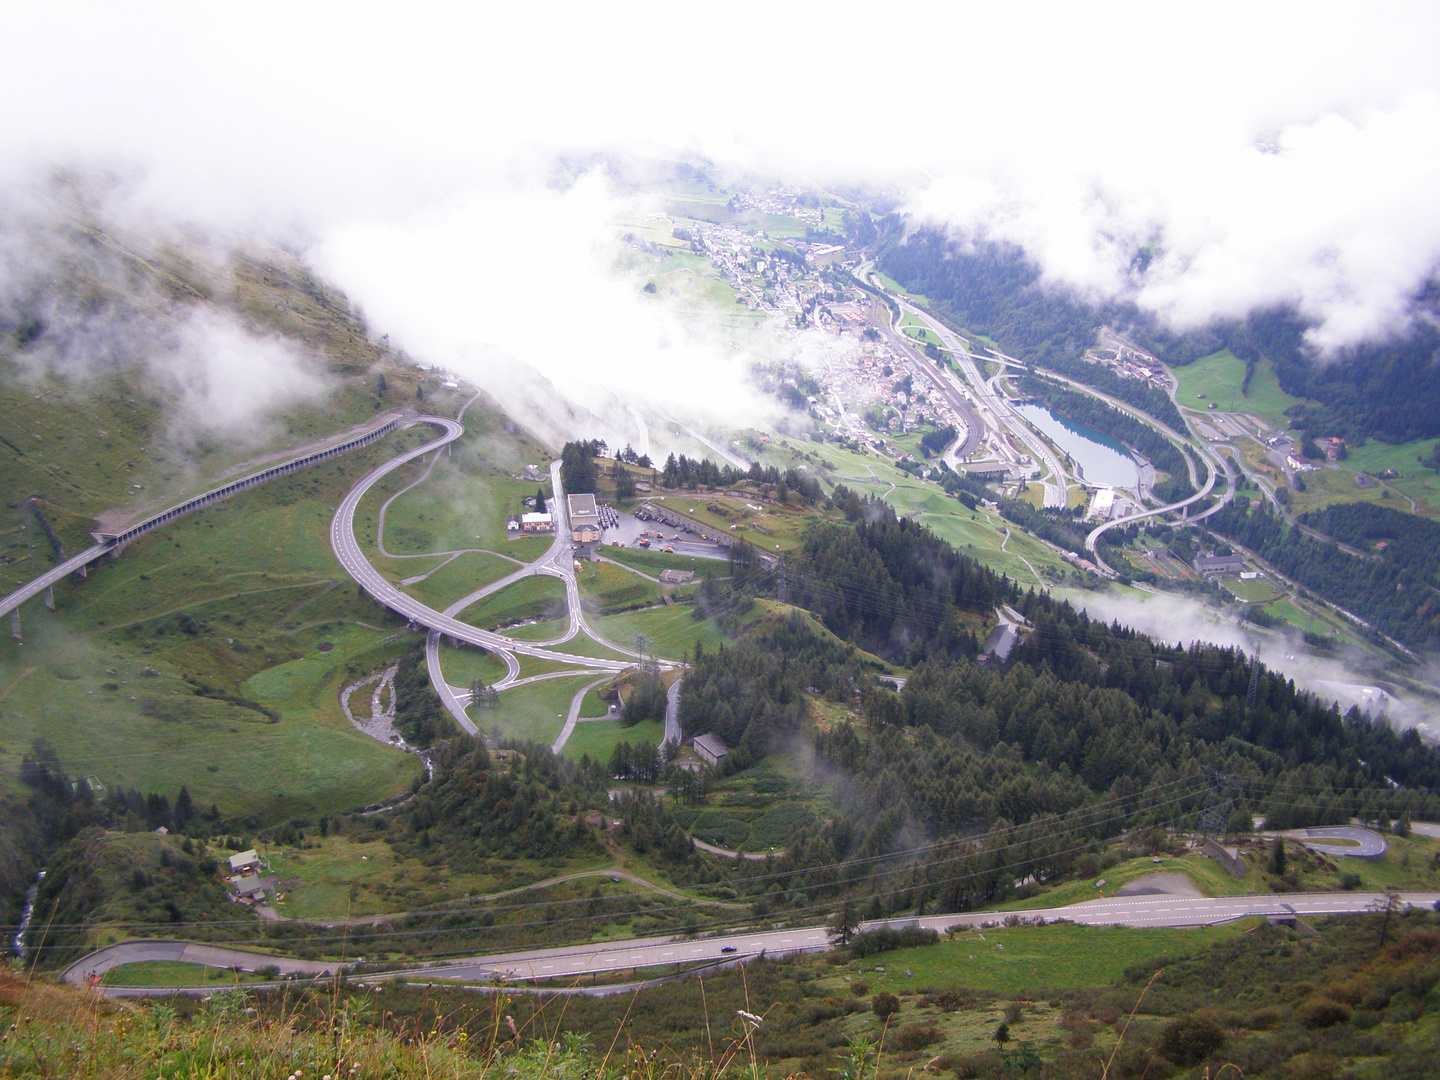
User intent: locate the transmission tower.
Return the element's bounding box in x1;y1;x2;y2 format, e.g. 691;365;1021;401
1199;766;1241;841
1247;653;1262;709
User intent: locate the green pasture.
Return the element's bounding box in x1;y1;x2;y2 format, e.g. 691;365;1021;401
1220;574;1281;602
455;575;567;630
830;922;1245;999
265;833;613;921
0;608;419;820
600;547;728;578
0;441;442;821
399;550;519;610
435;642;510;688
102;961;271;987
374;468;542;554
578;560;661;612
1335;437;1440;518
646;493;812;554
1171;349;1301;428
470;674;597;745
595;605;735;662
669;749;837;851
562;718;664;764
548;632;632;663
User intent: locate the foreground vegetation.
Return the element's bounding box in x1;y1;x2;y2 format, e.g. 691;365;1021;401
8;907;1440;1078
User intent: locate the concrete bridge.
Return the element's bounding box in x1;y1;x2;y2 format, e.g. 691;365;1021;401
1;413;408;639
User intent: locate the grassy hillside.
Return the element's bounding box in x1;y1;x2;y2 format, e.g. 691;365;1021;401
16;908;1440;1079
1171;348;1302;428
0;226;558;823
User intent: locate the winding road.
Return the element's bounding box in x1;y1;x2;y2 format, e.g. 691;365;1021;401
66;889;1440;995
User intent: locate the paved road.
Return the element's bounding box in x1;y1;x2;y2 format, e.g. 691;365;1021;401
550;675;614;754
0;542;112;622
328;419;637;675
1276;826;1389;859
69;889;1440;994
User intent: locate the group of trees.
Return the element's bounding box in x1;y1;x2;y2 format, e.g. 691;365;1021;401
395;738;604;868
607;740;662;783
1207;500;1440;650
656;489;1440;916
789;494;1015;664
917;425;956;457
392;641;454;746
659;453;823;502
560;439;604;494
0;741;226;933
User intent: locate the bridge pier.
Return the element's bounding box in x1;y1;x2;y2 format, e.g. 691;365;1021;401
43;586;55;611
9;611;20;642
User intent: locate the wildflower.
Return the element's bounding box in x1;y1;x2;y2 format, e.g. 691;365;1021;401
736;1010;763;1026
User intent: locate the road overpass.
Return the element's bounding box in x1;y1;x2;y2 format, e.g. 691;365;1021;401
1;412;412;637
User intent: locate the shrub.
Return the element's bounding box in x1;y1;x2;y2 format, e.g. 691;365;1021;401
1299;998;1353;1029
932;989;969;1013
1159;1011;1227;1065
848;925;940;958
871;991;901;1022
892;1022;942;1052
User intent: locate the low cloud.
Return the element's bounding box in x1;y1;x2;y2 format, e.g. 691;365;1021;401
0;180;328;444
160;310;328;442
1071;588;1434;737
313;174;794;452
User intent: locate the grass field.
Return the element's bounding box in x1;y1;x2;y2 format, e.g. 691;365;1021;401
434;641;510;688
0;448;430;819
561;717;664;763
788;438;1070;586
470;674;596;745
1171;349;1301;429
1219;574;1282;602
102;961;270;987
399;550;519;610
645;493;814;555
595;605;735;662
1330;437;1440;518
455;575;567;630
600;547;728;577
824;922;1245;999
578;560;661;612
669;749;837;851
265;833;614;920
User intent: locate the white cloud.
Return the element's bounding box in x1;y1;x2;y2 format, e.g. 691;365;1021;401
1;0;1438;382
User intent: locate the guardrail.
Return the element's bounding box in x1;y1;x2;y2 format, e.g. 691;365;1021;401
96;418;403;547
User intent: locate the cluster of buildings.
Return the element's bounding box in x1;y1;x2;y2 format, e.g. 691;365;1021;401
226;848;269;905
1083;327;1172;390
507;493;604;556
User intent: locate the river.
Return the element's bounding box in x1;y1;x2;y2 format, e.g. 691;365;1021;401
1015;404;1140;489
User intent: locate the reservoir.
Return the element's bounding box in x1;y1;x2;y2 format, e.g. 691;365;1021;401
1014;404;1140;489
